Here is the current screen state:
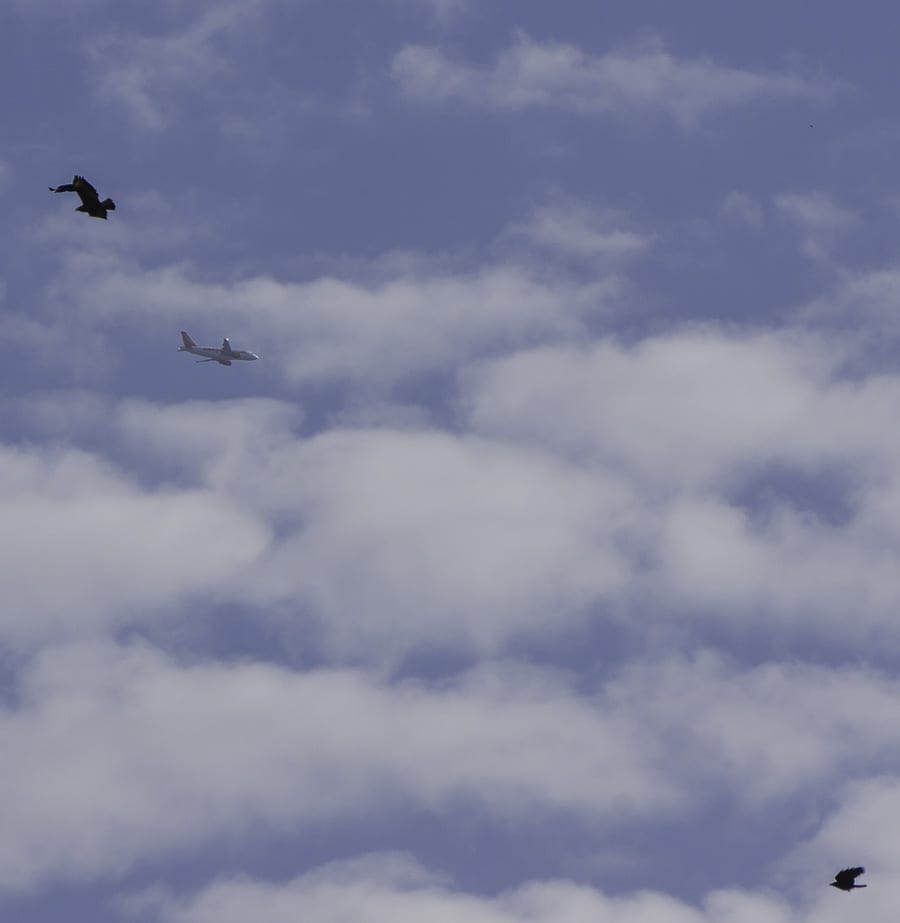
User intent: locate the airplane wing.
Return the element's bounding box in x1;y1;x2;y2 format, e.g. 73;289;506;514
221;337;233;356
217;358;233;366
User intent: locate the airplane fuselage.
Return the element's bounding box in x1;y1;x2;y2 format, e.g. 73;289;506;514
180;346;258;362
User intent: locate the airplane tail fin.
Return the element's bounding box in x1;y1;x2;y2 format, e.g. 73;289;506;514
101;198;116;212
180;331;197;350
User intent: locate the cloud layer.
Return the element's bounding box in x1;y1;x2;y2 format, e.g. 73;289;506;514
3;640;900;891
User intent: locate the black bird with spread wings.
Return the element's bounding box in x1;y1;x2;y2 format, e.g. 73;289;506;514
830;867;866;891
49;175;116;220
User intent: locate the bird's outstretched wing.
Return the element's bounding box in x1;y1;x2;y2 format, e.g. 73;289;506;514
49;183;77;193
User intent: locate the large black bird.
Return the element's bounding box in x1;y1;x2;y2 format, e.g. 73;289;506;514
49;175;116;219
830;867;866;891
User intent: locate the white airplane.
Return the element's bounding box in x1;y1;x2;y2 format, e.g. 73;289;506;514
178;331;259;366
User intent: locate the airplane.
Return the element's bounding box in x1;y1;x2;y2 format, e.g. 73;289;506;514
178;331;259;366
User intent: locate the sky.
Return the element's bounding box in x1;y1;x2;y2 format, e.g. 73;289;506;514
3;1;900;920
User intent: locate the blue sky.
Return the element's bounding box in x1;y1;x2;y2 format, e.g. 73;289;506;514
4;2;900;921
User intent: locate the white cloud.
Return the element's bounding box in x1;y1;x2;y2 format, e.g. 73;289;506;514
793;778;900;882
0;311;113;379
11;295;900;661
75;398;634;658
720;191;765;231
799;264;900;341
134;851;876;923
0;644;672;889
461;327;900;640
4;636;900;891
235;427;636;656
87;6;247;130
774;191;857;261
2;389;900;885
501;193;650;263
160;857;705;923
392;33;831;127
44;251;622;388
81;0;463;133
652;487;900;629
388;0;467;23
0;441;268;647
12;305;900;659
113;395;304;484
463;329;843;489
613;654;900;804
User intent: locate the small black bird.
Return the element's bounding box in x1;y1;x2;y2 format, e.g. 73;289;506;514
830;867;866;891
49;175;116;220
